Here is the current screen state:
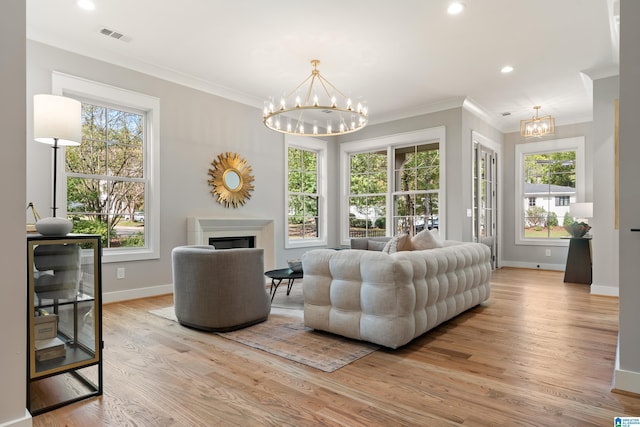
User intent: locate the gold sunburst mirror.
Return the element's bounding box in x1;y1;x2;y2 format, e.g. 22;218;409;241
208;152;255;208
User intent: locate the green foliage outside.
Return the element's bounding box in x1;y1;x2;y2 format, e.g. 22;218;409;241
526;206;547;227
524;151;576;188
563;212;575;226
71;217;112;245
547;212;558;227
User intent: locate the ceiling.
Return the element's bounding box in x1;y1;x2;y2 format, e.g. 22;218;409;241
26;0;620;133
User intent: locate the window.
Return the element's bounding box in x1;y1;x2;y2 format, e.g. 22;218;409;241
528;197;536;207
53;72;160;262
340;127;445;245
348;150;387;237
285;136;326;248
67;101;146;249
391;144;440;235
515;136;585;245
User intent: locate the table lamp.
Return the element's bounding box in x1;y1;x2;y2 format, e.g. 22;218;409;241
570;202;593;223
33;94;82;236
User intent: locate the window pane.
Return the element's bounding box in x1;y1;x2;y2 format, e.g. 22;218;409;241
288;147;301;171
107;143;144;178
82;104;106;141
302;172;317;193
288;195;303;216
304;196;318;217
288;171;302;192
302;150;316;171
67;140;107;176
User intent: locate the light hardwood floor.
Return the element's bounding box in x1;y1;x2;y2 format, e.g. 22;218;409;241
32;268;640;426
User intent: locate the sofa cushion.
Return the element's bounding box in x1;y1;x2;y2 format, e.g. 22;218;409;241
382;234;412;254
367;240;388;251
411;229;443;250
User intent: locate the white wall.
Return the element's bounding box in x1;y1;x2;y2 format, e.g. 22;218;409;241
591;75;619;296
0;2;31;426
26;41;340;301
615;0;640;394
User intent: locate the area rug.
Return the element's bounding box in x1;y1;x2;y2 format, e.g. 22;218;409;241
149;305;378;373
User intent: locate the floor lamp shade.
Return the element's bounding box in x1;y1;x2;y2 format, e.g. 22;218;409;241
33;94;82;235
33;94;82;146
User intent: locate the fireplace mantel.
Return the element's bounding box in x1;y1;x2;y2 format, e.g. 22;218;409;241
187;217;275;269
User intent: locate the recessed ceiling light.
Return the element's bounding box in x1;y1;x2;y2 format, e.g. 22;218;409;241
77;0;95;11
447;2;466;15
501;65;514;74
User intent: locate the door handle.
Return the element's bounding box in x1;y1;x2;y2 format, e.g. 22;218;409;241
631;229;640;232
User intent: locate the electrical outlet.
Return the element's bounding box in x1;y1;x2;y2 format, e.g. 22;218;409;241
117;267;125;279
545;249;551;257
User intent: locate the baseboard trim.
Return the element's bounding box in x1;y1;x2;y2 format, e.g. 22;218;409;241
500;261;565;271
103;284;173;304
590;284;619;297
613;337;640;395
0;409;32;427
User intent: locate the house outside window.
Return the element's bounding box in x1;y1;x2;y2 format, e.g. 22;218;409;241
285;136;327;248
54;72;160;262
515;136;585;245
340;127;446;245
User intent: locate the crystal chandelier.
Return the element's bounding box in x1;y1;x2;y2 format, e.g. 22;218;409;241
263;59;368;136
520;106;555;138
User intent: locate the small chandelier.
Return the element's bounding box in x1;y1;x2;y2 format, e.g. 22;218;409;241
520;106;555;138
263;59;368;136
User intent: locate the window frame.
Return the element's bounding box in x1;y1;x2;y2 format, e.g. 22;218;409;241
514;136;585;246
340;127;446;246
53;71;160;262
284;135;327;248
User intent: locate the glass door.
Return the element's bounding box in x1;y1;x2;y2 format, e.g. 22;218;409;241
473;141;497;268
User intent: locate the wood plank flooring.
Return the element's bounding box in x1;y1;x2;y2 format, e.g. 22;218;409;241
31;268;640;426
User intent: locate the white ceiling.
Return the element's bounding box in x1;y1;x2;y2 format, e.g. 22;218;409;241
26;0;620;133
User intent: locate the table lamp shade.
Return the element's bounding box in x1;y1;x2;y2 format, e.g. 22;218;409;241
570;202;593;219
33;94;82;146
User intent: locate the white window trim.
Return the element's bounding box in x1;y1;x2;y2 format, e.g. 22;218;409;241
514;136;585;247
52;71;160;262
284;135;327;249
340;126;446;246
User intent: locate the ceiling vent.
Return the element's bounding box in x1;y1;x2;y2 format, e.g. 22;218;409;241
99;27;130;42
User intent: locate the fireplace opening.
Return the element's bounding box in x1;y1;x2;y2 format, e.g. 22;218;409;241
208;236;255;249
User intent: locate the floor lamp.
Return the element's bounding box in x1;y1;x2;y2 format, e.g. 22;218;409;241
33;94;82;235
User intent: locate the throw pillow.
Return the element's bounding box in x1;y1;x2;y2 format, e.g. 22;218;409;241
411;229;443;250
382;234;412;254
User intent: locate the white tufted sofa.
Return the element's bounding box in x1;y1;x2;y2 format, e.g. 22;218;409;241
301;242;492;349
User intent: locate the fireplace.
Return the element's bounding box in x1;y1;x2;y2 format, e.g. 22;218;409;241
187;217;275;269
208;235;255;249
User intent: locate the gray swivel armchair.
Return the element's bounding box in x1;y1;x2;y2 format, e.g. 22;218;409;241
171;245;271;331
